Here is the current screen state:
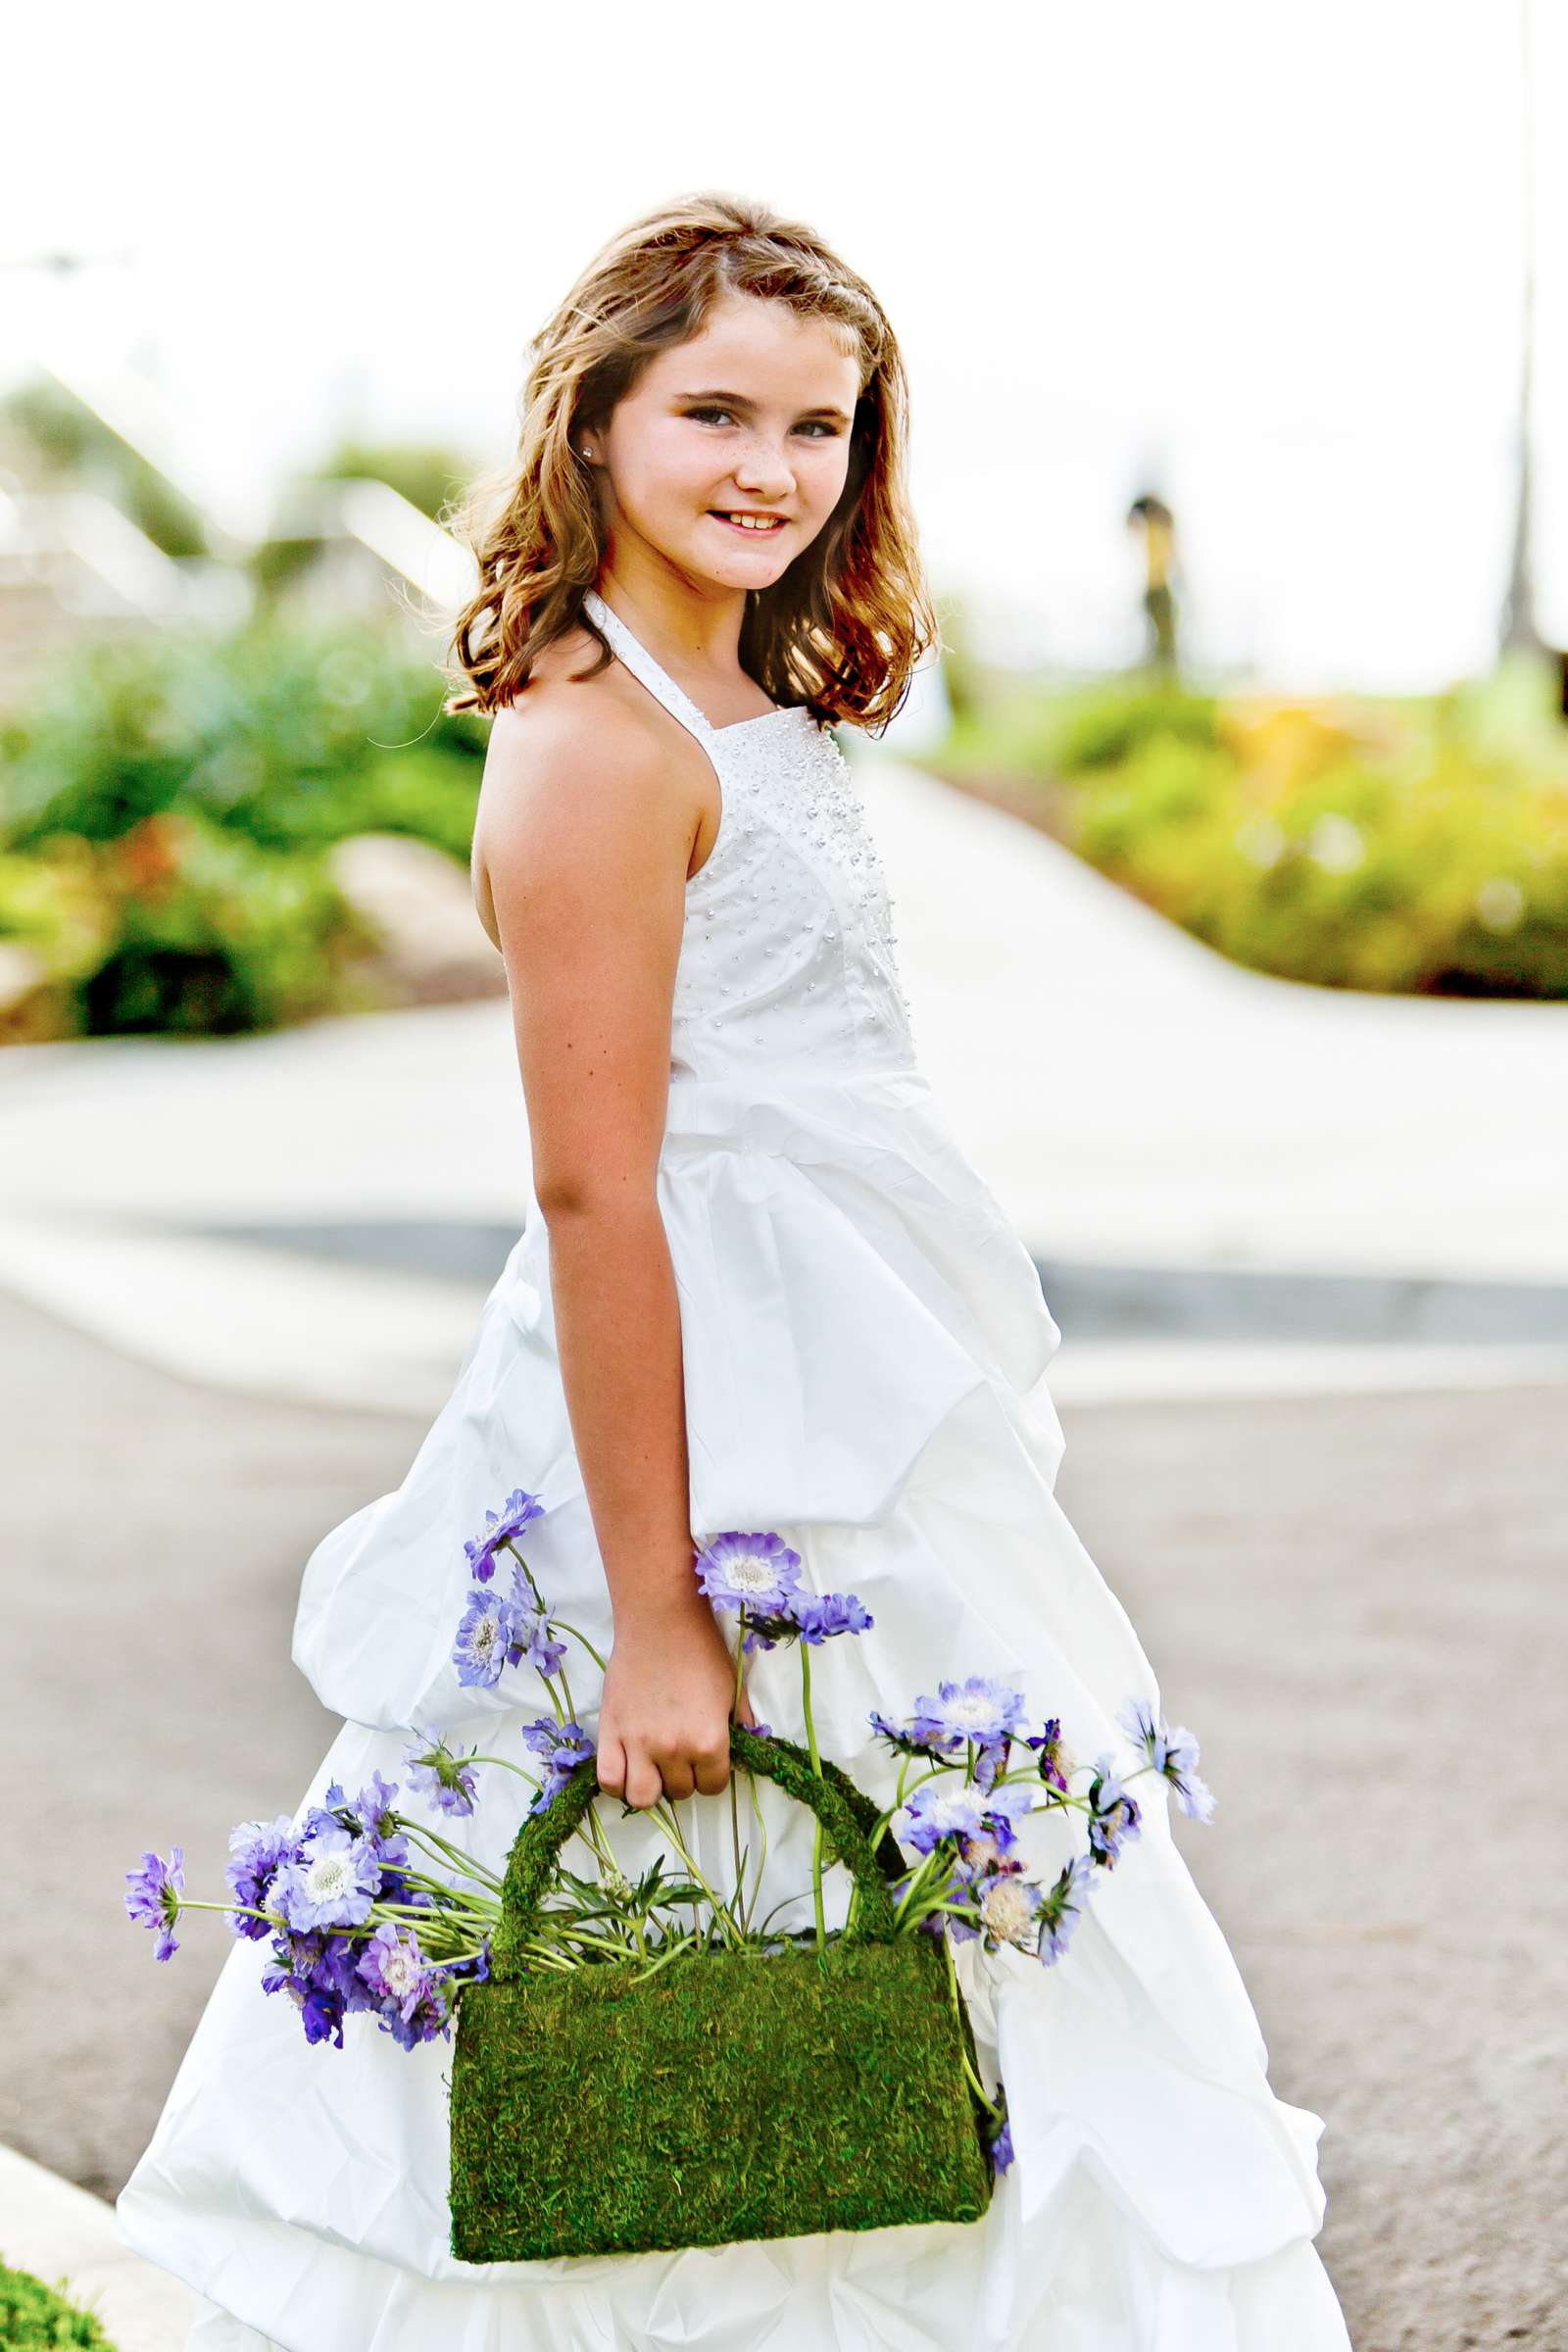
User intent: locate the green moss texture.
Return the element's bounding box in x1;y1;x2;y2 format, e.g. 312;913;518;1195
450;1932;992;2260
449;1726;995;2261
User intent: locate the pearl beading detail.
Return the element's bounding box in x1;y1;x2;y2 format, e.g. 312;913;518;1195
581;588;917;1083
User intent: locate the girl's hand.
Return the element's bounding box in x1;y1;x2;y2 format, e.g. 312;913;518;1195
596;1590;756;1810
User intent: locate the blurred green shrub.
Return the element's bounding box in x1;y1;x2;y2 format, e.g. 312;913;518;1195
0;812;384;1036
0;616;482;853
921;671;1568;999
0;2255;118;2346
0;616;484;1037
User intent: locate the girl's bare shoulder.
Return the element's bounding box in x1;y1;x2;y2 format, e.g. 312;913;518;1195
470;622;710;949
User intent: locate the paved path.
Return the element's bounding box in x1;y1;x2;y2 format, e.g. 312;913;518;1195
1;750;1566;1417
5;1278;1564;2350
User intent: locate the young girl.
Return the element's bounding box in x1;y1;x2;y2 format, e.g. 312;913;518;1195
118;192;1353;2351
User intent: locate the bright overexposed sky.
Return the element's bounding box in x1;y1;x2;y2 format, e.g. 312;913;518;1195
5;0;1566;688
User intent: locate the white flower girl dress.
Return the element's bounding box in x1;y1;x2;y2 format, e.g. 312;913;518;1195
117;586;1353;2350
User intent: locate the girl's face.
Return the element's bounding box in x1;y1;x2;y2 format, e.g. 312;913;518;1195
590;292;860;598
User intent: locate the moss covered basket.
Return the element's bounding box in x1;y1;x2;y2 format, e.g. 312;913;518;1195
448;1726;996;2261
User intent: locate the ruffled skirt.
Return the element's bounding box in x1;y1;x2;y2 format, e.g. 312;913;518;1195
117;1069;1352;2350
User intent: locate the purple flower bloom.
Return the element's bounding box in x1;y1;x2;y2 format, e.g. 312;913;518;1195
357;1922;438;2025
403;1728;480;1817
1115;1695;1216;1822
987;2113;1015;2175
379;1976;455;2051
694;1530;803;1615
223;1815;297;1940
911;1677;1026;1752
901;1781;990;1855
503;1586;568;1683
868;1710;953;1762
1086;1754;1143;1869
789;1591;872;1645
123;1845;184;1962
520;1717;595;1811
463;1487;545;1583
350;1772;403;1844
956;1826;1024;1877
741;1588;871;1653
453;1582;524;1688
1023;1714;1074;1794
260;1926;376;2048
974;1871;1044;1950
1036;1852;1096;1966
271;1825;381;1934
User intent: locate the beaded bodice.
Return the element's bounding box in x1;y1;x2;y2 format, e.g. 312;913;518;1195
582;588;917;1085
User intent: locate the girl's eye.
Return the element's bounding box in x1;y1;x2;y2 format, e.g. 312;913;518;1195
686;406;839;438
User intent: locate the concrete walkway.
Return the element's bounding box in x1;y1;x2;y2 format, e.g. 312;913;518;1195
6;1270;1564;2351
1;2144;196;2350
0;751;1563;1417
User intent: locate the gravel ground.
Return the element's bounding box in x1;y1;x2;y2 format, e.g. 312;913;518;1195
3;1280;1562;2351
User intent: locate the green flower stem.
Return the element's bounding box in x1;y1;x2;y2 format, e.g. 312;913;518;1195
891;1848;949;1926
177;1898;274;1929
797;1641;828;1953
941;1928;1003;2124
550;1617;609;1673
500;1538;546;1610
629;1935;701;1986
648;1802;746;1949
741;1768;770;1935
396;1828;507;1894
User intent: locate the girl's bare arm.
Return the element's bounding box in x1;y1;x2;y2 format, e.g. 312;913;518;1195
479;697;750;1809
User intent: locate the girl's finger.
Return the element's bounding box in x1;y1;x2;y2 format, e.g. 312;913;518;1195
596;1732;627;1800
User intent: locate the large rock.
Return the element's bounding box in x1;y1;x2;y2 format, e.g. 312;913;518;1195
326;831;506;1007
0;942;70;1044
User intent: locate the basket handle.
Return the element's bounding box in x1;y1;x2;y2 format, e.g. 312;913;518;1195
487;1723;902;1982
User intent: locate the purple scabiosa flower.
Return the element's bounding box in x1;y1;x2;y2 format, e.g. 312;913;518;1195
1085;1754;1143;1869
1036;1852;1096;1966
223;1815;297;1940
123;1845;184;1961
901;1781;990;1855
357;1922;438;2025
463;1487;545;1584
503;1602;568;1683
379;1975;455;2051
271;1825;381;1935
350;1771;402;1844
975;1872;1044;1950
941;1784;1035;1873
868;1710;953;1762
261;1930;351;2047
694;1530;803;1615
789;1591;873;1645
1115;1695;1216;1822
519;1717;595;1812
1023;1715;1074;1795
403;1729;480;1817
453;1581;524;1689
985;2103;1015;2175
911;1677;1026;1752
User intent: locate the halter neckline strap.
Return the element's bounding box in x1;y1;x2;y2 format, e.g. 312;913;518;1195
582;586;789;739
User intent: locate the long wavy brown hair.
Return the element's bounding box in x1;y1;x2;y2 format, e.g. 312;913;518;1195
441;191;938;732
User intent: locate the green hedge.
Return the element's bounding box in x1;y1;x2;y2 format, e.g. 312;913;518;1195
0;618;485;1037
0;2258;118;2348
924;659;1568;999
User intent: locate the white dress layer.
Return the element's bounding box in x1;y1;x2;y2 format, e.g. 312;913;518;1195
117;587;1354;2351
